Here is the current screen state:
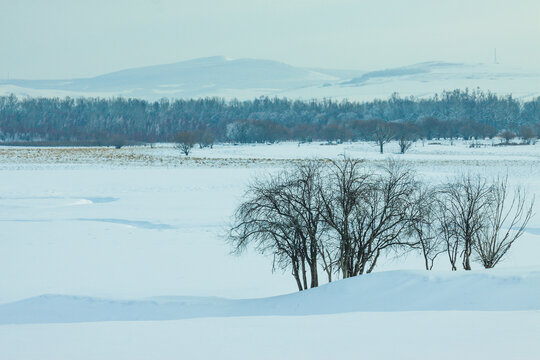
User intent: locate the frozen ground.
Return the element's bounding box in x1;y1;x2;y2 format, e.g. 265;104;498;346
2;311;538;360
1;140;539;359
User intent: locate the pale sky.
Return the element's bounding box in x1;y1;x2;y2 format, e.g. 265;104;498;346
1;0;539;79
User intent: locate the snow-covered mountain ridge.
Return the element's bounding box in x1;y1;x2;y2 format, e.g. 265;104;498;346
1;56;539;100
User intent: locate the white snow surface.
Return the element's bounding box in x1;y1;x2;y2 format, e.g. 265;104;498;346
2;312;538;360
1;269;539;325
1;140;540;359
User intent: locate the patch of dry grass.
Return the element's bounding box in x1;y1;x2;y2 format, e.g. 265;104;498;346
1;146;538;169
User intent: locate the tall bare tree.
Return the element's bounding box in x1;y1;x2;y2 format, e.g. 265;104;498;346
319;159;371;278
320;159;416;277
408;185;446;270
228;161;325;290
474;176;534;268
439;175;493;270
435;197;461;271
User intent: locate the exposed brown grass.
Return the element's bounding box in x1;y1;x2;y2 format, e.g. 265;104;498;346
0;146;537;169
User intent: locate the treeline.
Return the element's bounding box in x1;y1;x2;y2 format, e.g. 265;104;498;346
0;89;539;145
228;160;533;291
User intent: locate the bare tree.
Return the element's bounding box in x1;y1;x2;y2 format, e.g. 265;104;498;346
175;131;196;156
320;159;416;278
398;135;413;154
436;198;461;271
280;161;326;287
374;122;395;154
228;161;325;290
474;176;534;268
439;175;492;270
195;129;215;149
498;130;515;145
518;125;537;145
318;238;338;282
111;134;127;149
319;158;371;278
408;185;446;270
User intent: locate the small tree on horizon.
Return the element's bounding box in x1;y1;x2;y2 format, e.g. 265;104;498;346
518;125;537;145
499;130;515;145
175;131;196;156
373;121;395;154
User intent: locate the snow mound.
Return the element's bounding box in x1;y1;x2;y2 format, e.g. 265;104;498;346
1;269;538;324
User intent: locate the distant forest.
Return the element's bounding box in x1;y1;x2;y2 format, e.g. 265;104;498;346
0;89;539;146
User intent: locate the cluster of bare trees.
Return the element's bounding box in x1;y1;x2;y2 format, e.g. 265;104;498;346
498;126;538;145
228;159;534;291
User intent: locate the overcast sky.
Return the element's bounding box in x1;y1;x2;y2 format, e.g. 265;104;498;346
1;0;539;79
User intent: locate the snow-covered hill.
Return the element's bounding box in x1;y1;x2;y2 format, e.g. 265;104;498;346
1;268;539;325
1;57;539;100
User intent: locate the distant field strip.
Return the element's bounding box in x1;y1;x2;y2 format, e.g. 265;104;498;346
1;146;539;168
0;147;304;167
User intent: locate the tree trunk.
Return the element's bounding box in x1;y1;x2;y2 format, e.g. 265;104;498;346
463;240;472;270
310;265;318;288
309;238;319;288
422;245;429;270
292;263;303;291
301;257;308;290
320;248;333;283
463;255;471;270
366;249;381;274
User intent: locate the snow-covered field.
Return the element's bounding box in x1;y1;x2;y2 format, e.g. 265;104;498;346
1;140;539;359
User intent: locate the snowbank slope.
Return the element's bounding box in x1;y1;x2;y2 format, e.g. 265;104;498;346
2;269;538;325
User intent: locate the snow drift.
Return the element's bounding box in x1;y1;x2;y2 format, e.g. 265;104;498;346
1;268;539;325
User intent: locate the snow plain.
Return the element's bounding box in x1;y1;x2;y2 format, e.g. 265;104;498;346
1;140;539;359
